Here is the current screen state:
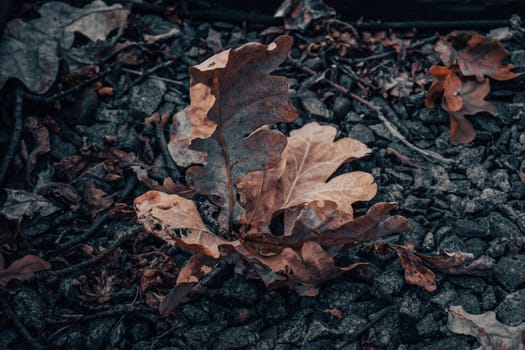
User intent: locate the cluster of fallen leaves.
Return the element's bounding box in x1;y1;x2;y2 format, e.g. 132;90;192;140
135;35;482;315
425;31;521;144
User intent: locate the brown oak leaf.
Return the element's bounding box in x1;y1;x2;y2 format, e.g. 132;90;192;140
169;35;298;232
237;122;374;231
436;32;521;81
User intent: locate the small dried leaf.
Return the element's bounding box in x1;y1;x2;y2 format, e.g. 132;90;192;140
0;254;51;287
448;305;525;350
386;243;437;292
135;191;239;258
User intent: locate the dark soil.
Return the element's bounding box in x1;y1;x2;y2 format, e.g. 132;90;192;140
1;1;525;349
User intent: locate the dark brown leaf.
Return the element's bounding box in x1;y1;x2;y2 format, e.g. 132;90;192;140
0;254;51;287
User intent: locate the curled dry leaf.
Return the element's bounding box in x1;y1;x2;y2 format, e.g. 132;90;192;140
426;31;520;145
448;305;525;350
169;35;298;231
0;253;51;287
436;32;521;81
135;191;239;259
237;122;374;230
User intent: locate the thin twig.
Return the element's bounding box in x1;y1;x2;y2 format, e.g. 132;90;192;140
289;58;457;165
37;226;140;279
342;306;396;345
0;87;23;186
156;124;183;183
55;176;137;252
117;60;176;98
337;33;440;64
46;304;155;325
23;66;119;104
355;19;509;30
120;68;185;86
1;299;46;350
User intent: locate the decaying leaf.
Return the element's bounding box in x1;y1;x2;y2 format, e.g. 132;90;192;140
237;122;374;230
448;305;525;350
425;31;520;145
436;32;521;81
371;243;475;292
135;191;239;259
0;0;129;93
0;188;61;223
135;35;412;314
170;35;298;232
0;253;51;287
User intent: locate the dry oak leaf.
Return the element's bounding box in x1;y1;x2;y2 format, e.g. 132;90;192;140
0;253;51;287
448;305;525;350
169;35;298;232
135;191;239;259
436;32;521;81
425;66;463;111
237;122;374;230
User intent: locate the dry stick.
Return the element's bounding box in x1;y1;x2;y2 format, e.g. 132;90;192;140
55;176;137;253
289;59;457;165
343;306;396;345
117;60;176;98
156;125;183;183
0;87;23;186
24;66;119;104
37;226;140;280
46;304;155;325
1;299;46;350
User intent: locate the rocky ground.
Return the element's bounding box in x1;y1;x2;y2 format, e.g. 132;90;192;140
1;1;525;349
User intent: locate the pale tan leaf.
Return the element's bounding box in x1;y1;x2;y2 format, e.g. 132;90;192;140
448;305;525;350
134;191;238;258
237;122;373;228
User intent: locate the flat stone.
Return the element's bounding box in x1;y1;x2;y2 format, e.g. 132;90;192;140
480;188;508;206
216;326;259;350
493;255;525;291
454;218;489;238
421;336;469;350
467;164;489;189
128;78;166;116
495;288;525;326
372;270;404;301
416;313;440;337
348;124;375;144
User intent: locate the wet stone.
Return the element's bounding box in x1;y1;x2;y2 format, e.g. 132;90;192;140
348;123;375;144
420;336;470;350
305;319;334;342
215;325;259;350
464;238;488;258
421;232;435;251
12;288;45;332
332;96;352;120
256;292;287;322
109;319;127;347
372;270;404;301
466;164;489;188
416;313;440;338
128;321;151;343
488;212;520;238
182;304;210;324
456;146;485;170
319;282;370;313
449;276;486;294
456;292;481;314
84;123;117;149
87;318;115;350
128;78;166;116
278;316;307;346
493;255;525;291
487;238;509;258
336;314;367;336
430;285;458;309
299;90;332;119
95;107;129;124
492;170;511;192
438;234;466;253
454;218;489;238
495;288;525;326
213;274;260;306
481;285;497;310
480;188;508;207
54;330;86;349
